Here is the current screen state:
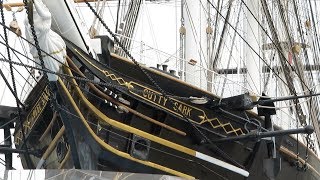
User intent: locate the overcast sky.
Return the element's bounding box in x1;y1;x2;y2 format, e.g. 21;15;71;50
0;0;179;171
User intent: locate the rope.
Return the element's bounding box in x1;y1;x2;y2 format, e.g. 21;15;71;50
59;106;229;180
83;0;243;168
0;0;33;168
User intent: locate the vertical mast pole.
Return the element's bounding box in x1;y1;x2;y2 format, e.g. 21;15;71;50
244;0;261;94
179;0;186;81
206;0;213;92
183;0;207;89
206;1;212;79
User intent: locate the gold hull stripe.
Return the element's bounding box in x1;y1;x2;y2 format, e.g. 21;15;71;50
64;64;250;177
58;78;195;179
74;48;244;136
279;146;320;177
64;59;195;156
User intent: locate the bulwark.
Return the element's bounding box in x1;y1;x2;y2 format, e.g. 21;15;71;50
15;86;50;146
129;82;205;123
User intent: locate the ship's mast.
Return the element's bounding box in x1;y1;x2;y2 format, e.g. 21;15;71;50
179;0;186;82
261;0;320;151
116;0;142;57
244;0;261;94
209;0;233;93
181;0;208;89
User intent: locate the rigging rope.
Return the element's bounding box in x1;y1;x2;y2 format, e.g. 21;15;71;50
83;0;244;168
0;17;263;100
0;50;32;88
206;0;290;90
24;0;47;79
277;0;319;151
0;0;33;168
58;106;229;180
0;65;24;107
21;0;83;167
241;0;311;92
0;3;319;110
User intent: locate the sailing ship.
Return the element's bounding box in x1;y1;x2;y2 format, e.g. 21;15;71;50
0;0;320;179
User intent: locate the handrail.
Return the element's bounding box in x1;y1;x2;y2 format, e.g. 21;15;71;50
58;147;71;169
279;146;320;177
66;56;186;136
36;126;65;169
57;78;194;179
39;111;58;142
62;62;249;177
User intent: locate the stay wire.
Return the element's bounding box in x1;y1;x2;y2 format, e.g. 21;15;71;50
0;39;212;101
0;34;154;99
0;0;33;168
274;0;310;90
0;17;83;85
0;51;31;88
0;55;247;145
0;51;258;172
0;36;42;67
240;0;311;93
0;41;204;103
291;0;315;81
0;17;253;103
0;0;262;140
208;0;318;100
0;3;266;167
0;33;83;86
58;106;228;180
274;0;318;147
0;20;195;100
0;57;139;93
62;68;228;139
0;66;24;108
0;34;37;85
0;20;59;67
205;0;289;89
84;0;212;141
83;0;243;168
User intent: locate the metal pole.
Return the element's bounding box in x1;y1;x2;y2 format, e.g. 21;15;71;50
212;125;314;143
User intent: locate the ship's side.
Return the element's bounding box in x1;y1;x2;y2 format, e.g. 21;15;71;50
12;39;320;180
0;0;317;179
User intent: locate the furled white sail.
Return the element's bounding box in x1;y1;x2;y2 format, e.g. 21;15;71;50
42;0;92;54
24;0;66;81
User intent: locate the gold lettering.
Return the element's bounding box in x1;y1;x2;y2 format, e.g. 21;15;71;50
147;91;153;100
42;93;49;104
173;102;178;111
158;96;163;104
15;86;50;146
37;103;41;113
143;89;148;98
15;131;22;145
32;109;37;120
138;87;197;121
186;107;192;117
153;93;157;102
182;106;188;116
178;104;183;112
163;97;168;106
23;125;28;135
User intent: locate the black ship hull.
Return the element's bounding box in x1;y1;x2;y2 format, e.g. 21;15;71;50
13;40;320;180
